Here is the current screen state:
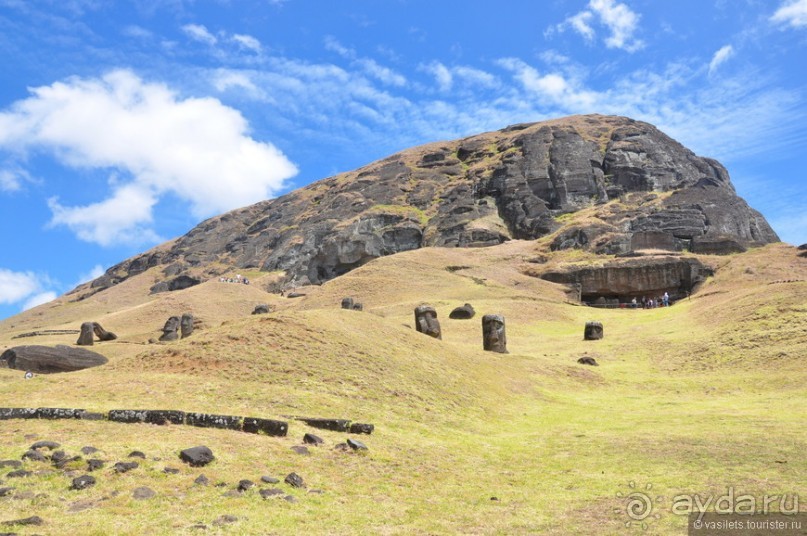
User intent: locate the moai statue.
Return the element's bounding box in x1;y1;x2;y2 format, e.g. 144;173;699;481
77;322;95;346
180;313;194;339
414;305;442;340
584;321;604;340
341;297;354;310
352;302;363;311
92;322;117;341
159;316;180;342
482;314;508;353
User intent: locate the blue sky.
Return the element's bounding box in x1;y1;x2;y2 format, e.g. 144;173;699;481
1;0;806;320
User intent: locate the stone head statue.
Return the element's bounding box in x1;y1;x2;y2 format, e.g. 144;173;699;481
482;314;507;353
414;305;441;340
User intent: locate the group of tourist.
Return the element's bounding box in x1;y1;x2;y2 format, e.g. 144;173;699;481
630;292;670;308
218;274;250;285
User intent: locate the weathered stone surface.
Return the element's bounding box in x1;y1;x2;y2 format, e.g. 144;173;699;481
108;409;148;424
242;417;288;436
77;322;95;346
113;461;138;473
349;423;374;435
303;433;324;445
159;316;180;342
284;472;304;488
261;476;279;484
252;304;270;315
36;408;85;420
291;446;310;455
71;475;96;490
2;515;43;526
30;441;60;450
150;275;201;294
132;487;155;500
6;470;32;478
0;460;21;468
584;322;604;340
577;356;599;366
80;446;99;455
341;297;354;310
347;438;368;451
352;302;363;311
186;413;242;430
194;474;209;485
180;446;215;467
298;418;350;432
93;323;117;341
0;408;36;420
163;467;180;475
81;115;777;298
449;303;475;319
0;486;14;496
145;410;186;425
237;480;254;492
180;313;194;338
128;451;146;459
482;314;508;353
415;305;442;339
87;459;104;472
259;487;284;499
21;450;47;462
0;346;107;374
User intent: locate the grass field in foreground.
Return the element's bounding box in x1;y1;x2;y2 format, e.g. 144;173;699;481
0;242;804;534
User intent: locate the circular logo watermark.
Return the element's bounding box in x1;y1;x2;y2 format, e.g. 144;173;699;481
615;482;663;530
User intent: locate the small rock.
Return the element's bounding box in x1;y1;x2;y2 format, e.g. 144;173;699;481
333;443;350;452
212;515;238;526
180;446;215;467
0;461;21;469
21;450;47;462
113;462;138;473
128;451;146;459
30;441;60;451
163;467;180;475
290;446;310;455
222;490;242;498
87;459;104;472
80;446;99;455
71;475;96;490
0;487;14;497
259;488;284;499
349;423;374;435
284;472;305;488
133;487;156;500
302;433;323;445
50;450;67;462
6;470;32;479
1;515;43;526
260;476;279;484
194;474;209;486
237;480;254;492
347;438;368;451
283;495;298;503
490;496;500;501
54;455;82;470
577;356;599;366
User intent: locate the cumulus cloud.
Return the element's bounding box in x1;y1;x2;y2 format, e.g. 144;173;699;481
0;167;27;191
23;291;57;310
76;264;106;285
557;0;644;52
232;33;262;53
771;0;807;28
182;23;217;45
709;45;734;74
0;69;298;245
0;269;42;305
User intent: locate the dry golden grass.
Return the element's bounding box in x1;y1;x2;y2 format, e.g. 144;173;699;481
0;242;805;534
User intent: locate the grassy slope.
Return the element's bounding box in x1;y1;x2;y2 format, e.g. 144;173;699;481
0;242;805;535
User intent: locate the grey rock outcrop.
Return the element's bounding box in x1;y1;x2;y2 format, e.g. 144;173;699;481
0;345;108;374
74;115;778;298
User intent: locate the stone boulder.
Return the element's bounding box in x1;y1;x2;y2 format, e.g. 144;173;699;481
577;356;599;366
449;303;475;319
252;304;270;315
0;345;108;374
179;446;215;467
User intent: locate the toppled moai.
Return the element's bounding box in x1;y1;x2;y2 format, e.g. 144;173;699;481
482;314;508;353
584;321;604;340
76;322;117;346
159;316;180;342
415;305;441;339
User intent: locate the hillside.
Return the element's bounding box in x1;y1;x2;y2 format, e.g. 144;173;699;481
1;240;804;534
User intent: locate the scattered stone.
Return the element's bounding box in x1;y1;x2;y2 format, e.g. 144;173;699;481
290;446;310;455
80;446;99;455
114;462;138;473
212;515;238;527
349;423;374;435
414;305;442;339
159;316;180;342
347;438;368;451
298;418;350;432
283;495;298;503
87;460;104;472
260;476;279;484
251;304;270;315
163;467;180;475
482;314;508;353
128;451;146;459
0;487;13;497
180;313;194;338
33;440;66;451
259;488;284;499
71;475;96;490
0;461;21;469
180;446;215;467
352;302;363;311
193;474;209;486
1;515;43;526
340;297;354;310
0;345;108;374
577;356;599;366
303;433;323;445
334;443;350;452
449;303;475;319
51;450;67;462
77;322;95;346
237;480;254;492
284;472;304;488
584;321;604;341
132;487;155;500
6;470;32;479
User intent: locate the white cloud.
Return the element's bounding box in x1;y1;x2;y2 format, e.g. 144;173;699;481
358;59;406;87
0;70;298;245
23;291;57;310
709;45;734;75
557;0;644;52
232;33;262;53
0;167;24;191
0;269;41;304
771;0;807;28
76;264;106;286
182;23;217;46
423;61;453;91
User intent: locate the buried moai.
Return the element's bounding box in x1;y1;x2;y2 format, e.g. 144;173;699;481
159;316;180;342
584;321;604;340
77;322;117;346
482;314;508;353
180;313;194;338
414;305;441;339
341;297;354;310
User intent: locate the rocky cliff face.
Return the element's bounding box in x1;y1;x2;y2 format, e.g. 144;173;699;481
84;114;778;295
